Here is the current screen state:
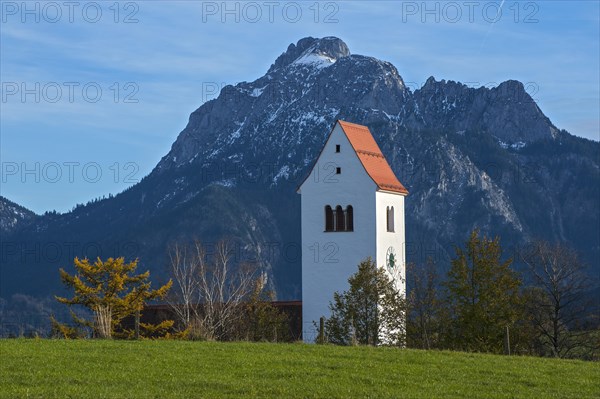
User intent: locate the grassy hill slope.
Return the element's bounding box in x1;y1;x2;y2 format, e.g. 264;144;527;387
0;340;598;398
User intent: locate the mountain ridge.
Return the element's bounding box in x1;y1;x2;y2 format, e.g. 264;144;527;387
0;196;37;233
1;37;598;305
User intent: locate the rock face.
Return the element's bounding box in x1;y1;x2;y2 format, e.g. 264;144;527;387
267;36;351;72
1;37;598;303
414;77;559;143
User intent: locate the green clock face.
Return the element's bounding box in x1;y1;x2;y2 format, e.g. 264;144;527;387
386;246;397;274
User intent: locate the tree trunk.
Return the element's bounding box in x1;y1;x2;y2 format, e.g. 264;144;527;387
134;309;140;340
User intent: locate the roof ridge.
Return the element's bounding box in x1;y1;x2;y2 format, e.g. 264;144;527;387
338;120;369;129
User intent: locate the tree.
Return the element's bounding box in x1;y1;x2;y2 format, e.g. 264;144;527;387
166;242;201;330
406;259;441;349
166;239;285;341
240;277;289;342
522;241;598;358
55;257;172;338
193;241;256;340
444;230;522;353
325;258;407;346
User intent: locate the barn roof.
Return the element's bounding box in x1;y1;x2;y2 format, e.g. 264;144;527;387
337;120;408;195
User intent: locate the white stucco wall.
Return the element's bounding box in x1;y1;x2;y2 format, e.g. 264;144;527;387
299;122;408;342
375;191;406;295
299;123;377;342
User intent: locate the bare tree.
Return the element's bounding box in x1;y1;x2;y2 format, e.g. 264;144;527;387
166;242;201;330
167;239;259;340
522;241;597;358
197;240;257;340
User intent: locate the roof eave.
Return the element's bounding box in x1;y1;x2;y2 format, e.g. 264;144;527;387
377;187;409;196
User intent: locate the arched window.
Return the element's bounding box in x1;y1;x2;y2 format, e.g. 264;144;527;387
325;206;334;232
346;205;354;232
335;205;345;231
387;206;395;232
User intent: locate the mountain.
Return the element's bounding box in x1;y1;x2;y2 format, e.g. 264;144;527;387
1;37;598;308
0;197;36;233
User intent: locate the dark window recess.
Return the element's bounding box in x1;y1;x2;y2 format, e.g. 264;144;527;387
335;206;346;231
346;205;354;231
336;167;341;174
386;206;395;232
325;206;334;232
335;145;340;153
324;205;354;232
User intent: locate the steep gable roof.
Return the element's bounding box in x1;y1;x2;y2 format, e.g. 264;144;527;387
298;120;408;195
338;120;408;195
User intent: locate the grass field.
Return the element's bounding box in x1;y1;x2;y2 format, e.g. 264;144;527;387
0;339;598;398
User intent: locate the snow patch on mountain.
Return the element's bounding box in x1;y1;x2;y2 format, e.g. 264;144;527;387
293;52;336;68
497;139;527;150
251;86;267;97
273;165;290;183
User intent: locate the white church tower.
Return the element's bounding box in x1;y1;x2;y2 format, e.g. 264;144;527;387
297;120;408;342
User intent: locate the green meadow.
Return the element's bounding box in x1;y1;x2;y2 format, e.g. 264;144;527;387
0;339;598;398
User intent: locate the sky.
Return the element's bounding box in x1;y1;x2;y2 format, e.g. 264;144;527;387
1;0;599;214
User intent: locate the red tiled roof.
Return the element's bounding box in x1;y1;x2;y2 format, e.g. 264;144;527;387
338;120;408;195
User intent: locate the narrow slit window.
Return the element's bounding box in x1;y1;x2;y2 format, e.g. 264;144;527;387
325;205;334;232
335;205;345;231
346;205;354;232
335;144;340;153
387;206;395;232
336;167;341;174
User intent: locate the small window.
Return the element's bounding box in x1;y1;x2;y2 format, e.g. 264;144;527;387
325;206;334;232
335;206;345;231
387;206;395;232
346;205;354;232
335;145;340;153
336;167;341;174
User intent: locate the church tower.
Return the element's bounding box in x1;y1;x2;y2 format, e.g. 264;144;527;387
297;120;408;342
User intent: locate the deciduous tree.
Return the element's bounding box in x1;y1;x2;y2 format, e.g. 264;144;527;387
166;242;201;329
522;241;598;358
167;240;287;341
406;258;441;349
326;258;406;346
444;230;522;353
240;277;289;342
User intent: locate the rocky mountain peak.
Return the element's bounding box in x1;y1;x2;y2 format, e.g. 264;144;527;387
414;76;558;143
268;36;350;73
157;37;563;174
422;76;466;89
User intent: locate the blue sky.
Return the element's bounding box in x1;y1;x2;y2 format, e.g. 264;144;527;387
1;1;599;214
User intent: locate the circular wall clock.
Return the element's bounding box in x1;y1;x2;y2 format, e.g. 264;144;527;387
386;246;397;275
